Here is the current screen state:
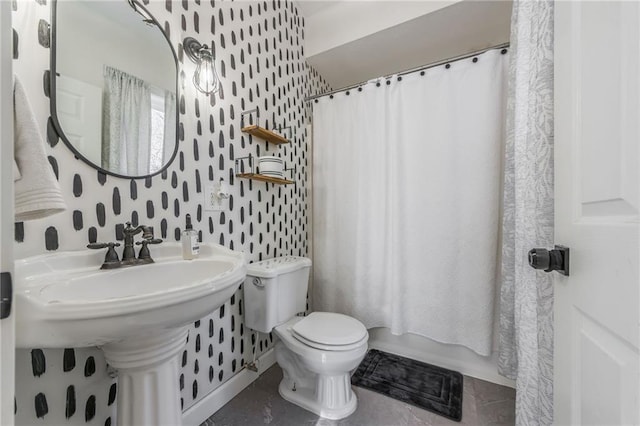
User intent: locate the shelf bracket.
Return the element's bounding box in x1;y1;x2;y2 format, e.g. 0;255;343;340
234;154;255;176
284;165;295;180
277;125;294;139
240;109;259;128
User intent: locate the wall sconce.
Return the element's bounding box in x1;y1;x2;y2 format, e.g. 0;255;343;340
183;37;220;95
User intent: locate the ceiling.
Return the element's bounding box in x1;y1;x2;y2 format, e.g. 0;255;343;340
296;0;513;90
296;1;341;17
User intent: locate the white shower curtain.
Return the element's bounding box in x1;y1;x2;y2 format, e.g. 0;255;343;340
313;49;508;356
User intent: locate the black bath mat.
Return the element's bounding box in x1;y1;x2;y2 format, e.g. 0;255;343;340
351;349;463;421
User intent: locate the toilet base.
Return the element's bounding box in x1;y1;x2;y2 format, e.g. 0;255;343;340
278;376;358;420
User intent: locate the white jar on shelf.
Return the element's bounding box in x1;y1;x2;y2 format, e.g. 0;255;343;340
257;156;284;177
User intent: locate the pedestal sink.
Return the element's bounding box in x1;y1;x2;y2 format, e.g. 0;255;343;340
14;243;246;426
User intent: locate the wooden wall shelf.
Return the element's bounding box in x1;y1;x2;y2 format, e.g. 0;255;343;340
241;125;289;145
236;173;293;185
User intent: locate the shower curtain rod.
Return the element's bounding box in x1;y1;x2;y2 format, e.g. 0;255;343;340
304;42;510;102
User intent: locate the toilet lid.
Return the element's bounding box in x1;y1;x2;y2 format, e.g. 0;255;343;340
291;312;367;346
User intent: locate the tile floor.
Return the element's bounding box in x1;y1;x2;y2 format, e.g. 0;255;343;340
202;363;515;426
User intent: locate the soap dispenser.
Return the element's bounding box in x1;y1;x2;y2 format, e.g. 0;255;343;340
182;214;200;260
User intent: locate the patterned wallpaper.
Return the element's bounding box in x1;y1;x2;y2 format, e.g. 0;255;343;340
12;0;329;424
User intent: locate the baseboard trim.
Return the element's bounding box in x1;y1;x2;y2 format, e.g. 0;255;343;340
182;349;277;426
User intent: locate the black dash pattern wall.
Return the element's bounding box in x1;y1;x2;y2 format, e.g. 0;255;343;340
12;0;330;424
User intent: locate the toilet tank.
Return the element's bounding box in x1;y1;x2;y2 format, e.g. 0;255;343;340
244;256;312;333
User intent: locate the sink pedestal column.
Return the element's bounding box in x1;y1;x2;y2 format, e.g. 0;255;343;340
102;327;189;426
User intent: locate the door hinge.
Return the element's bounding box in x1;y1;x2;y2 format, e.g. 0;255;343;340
0;272;12;319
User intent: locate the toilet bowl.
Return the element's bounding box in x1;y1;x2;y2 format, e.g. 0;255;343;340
244;257;369;419
274;313;368;419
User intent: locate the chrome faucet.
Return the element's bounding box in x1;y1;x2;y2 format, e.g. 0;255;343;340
88;222;162;269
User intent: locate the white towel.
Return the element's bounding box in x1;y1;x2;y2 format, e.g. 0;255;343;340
14;76;67;221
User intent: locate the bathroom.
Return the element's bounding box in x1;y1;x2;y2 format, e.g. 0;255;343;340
0;0;638;426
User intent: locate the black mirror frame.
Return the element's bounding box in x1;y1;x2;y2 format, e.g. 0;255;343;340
49;0;180;180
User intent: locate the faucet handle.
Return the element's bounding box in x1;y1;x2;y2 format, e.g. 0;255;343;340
141;226;154;240
135;238;162;246
87;242;121;269
135;238;162;262
87;242;109;249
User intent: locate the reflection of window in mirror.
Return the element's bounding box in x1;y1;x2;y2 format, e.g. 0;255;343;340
102;66;176;176
150;90;167;173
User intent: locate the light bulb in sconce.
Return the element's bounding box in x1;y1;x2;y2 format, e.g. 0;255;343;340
184;37;220;96
193;46;220;95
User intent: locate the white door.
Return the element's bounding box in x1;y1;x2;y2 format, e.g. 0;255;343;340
56;75;102;165
0;1;16;425
554;2;640;425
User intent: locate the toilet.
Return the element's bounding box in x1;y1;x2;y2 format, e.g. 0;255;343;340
244;256;369;420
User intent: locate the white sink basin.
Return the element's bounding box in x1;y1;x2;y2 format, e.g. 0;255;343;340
15;242;246;348
15;242;246;426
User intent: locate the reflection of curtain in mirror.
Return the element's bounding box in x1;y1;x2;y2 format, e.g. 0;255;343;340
163;91;176;165
102;66;152;175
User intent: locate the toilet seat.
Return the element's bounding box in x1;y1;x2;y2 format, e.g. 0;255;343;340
291;312;368;351
291;332;368;351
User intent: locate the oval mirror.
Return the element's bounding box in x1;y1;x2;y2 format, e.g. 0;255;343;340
50;0;178;178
